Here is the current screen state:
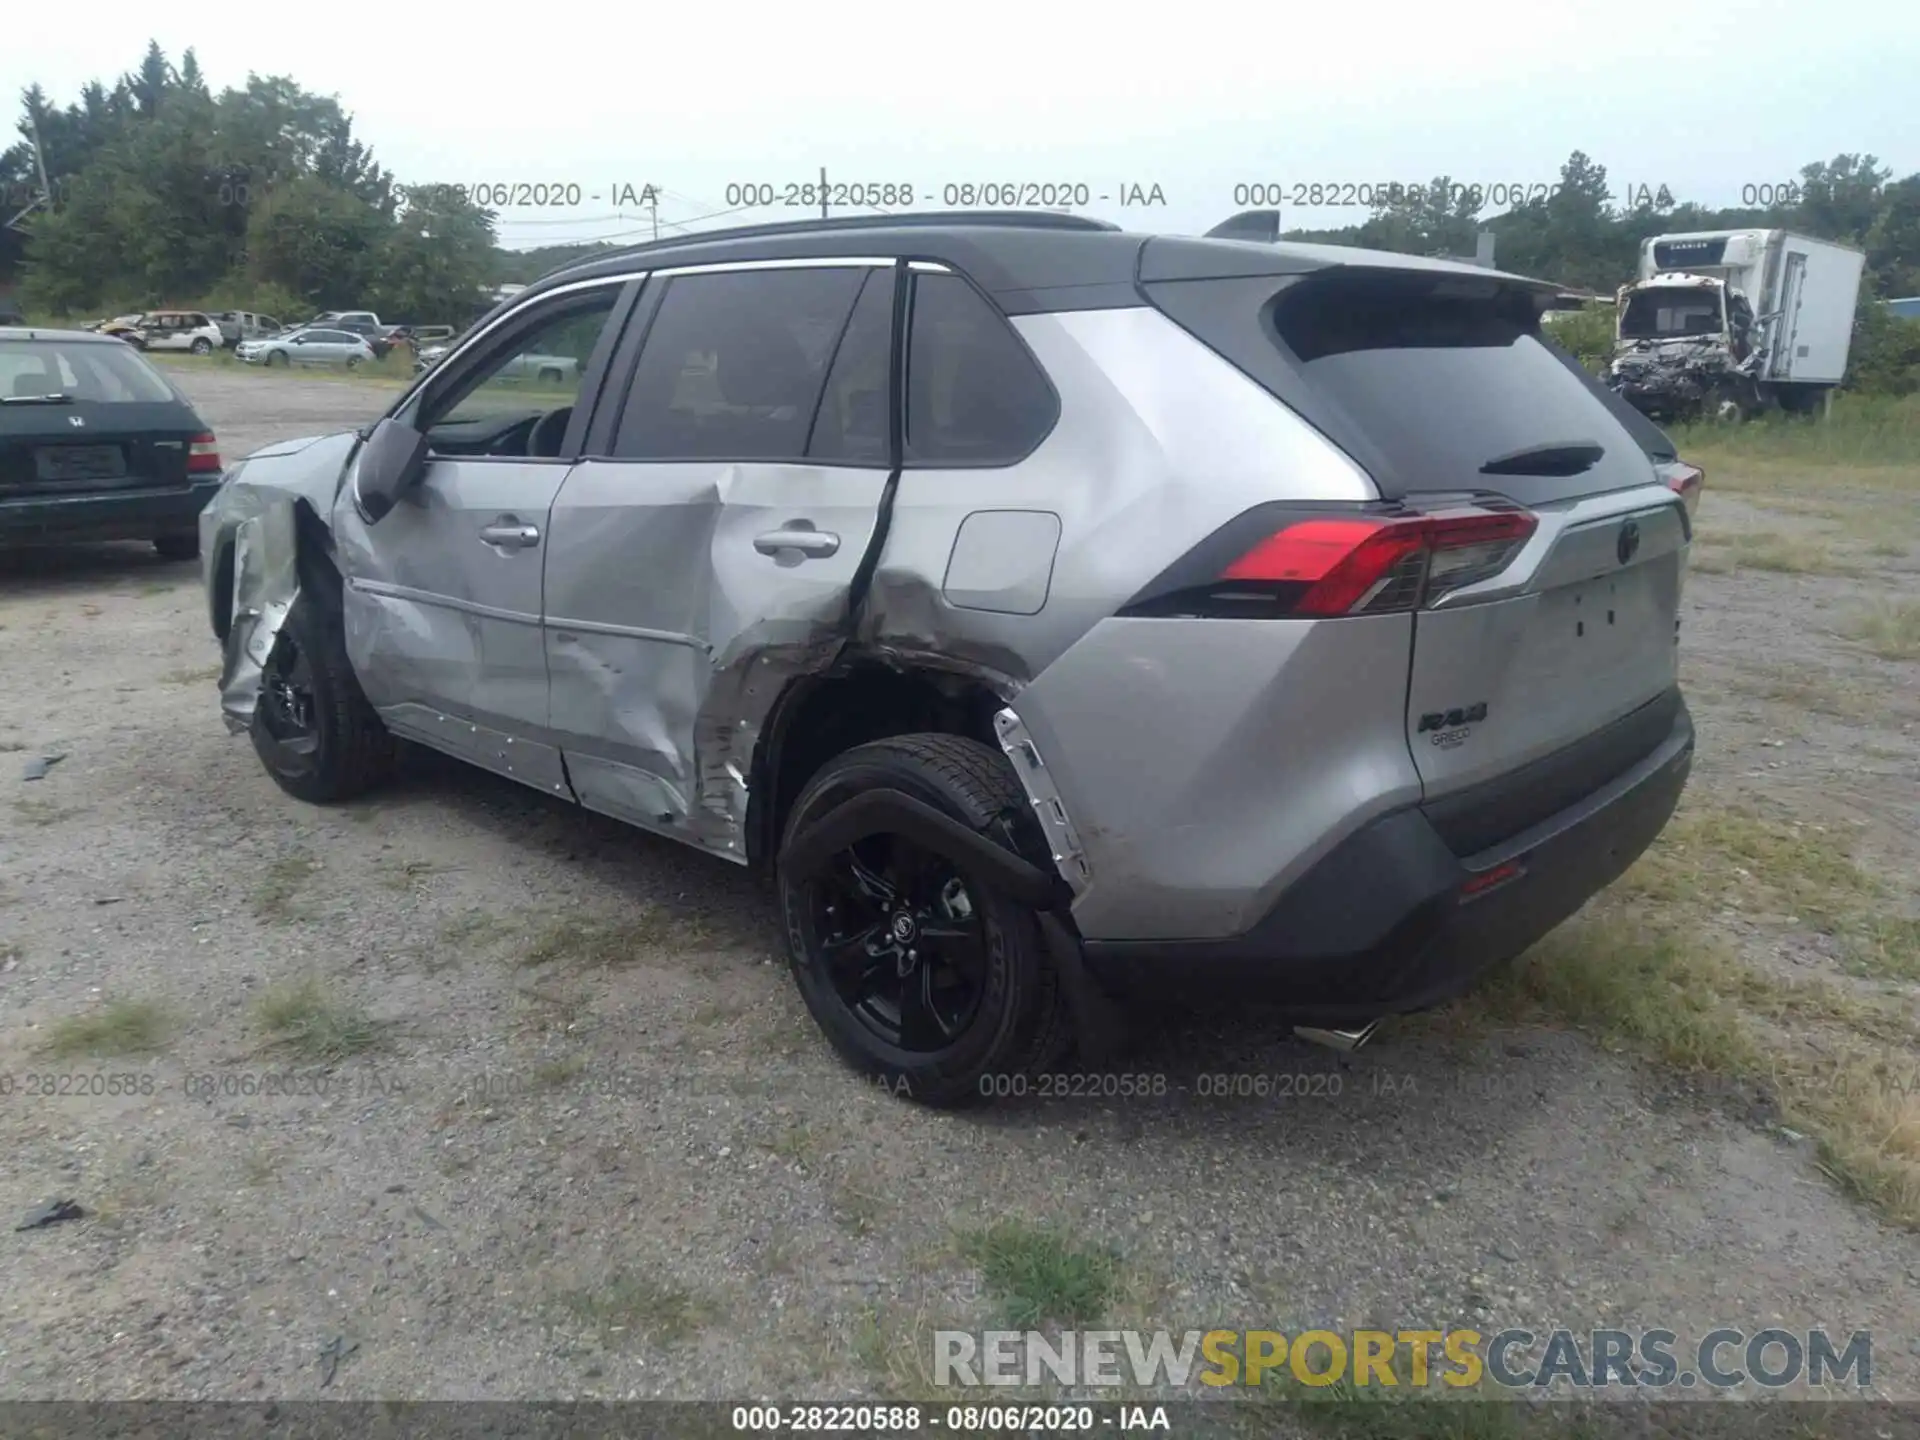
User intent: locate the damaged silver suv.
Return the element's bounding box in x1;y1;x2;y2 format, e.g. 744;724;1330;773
201;212;1699;1105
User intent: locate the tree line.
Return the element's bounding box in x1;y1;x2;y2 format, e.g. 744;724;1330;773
0;42;496;323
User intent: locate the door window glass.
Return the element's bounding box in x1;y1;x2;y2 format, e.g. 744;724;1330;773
805;270;893;465
432;288;623;428
613;267;866;461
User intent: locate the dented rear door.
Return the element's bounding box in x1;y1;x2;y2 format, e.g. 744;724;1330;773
542;263;895;846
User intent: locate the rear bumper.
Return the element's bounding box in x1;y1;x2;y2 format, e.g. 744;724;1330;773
0;480;222;545
1079;695;1693;1023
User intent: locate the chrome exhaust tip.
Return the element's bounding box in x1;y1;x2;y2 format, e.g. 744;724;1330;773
1292;1021;1382;1053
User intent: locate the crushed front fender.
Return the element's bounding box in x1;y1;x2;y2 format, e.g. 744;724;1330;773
200;432;362;731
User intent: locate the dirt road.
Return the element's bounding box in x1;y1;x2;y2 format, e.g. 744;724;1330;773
2;367;1916;1409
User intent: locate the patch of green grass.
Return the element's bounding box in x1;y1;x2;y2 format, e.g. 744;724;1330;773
521;908;706;968
251;850;320;923
1691;531;1856;576
555;1273;711;1347
956;1220;1123;1329
1674;394;1920;478
41;998;167;1058
255;978;381;1060
1844;600;1920;661
1468;907;1920;1229
1612;802;1876;930
1257;1373;1567;1440
1842;914;1920;982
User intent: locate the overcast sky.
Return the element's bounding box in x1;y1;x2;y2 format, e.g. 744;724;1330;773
12;0;1919;248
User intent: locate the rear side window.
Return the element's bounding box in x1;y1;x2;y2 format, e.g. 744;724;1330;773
1268;275;1656;502
904;273;1056;466
614;267;865;462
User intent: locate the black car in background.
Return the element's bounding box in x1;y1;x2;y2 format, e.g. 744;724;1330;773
1;326;223;559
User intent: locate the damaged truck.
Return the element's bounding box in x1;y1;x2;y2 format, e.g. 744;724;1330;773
1607;228;1865;422
200;211;1697;1105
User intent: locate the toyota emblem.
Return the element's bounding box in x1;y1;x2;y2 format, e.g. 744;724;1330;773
1616;520;1641;565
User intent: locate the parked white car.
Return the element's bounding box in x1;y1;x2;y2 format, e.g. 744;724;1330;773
126;310;225;354
235;327;377;368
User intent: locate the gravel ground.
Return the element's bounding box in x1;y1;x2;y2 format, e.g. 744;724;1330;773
2;366;1917;1406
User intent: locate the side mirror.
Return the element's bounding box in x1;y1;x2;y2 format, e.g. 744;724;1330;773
355;418;430;524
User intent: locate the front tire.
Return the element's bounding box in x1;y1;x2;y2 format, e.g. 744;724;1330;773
249;584;395;804
777;734;1067;1107
190;337;213;355
266;350;287;368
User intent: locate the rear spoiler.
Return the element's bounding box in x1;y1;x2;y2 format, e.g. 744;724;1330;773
1204;210;1282;244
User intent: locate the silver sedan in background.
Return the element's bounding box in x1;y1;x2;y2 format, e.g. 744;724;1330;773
235;327;377;369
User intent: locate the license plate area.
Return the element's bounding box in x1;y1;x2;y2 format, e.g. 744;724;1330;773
35;444;128;484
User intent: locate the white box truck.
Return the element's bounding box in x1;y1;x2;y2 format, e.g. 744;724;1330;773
1607;229;1866;420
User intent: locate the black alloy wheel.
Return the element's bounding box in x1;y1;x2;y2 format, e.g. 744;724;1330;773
806;834;990;1054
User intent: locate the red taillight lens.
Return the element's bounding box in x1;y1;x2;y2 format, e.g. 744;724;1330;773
188;432;222;475
1661;461;1704;517
1220;511;1537;616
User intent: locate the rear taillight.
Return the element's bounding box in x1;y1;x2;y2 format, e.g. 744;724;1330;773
1660;461;1704;518
188;432;221;474
1211;510;1537;617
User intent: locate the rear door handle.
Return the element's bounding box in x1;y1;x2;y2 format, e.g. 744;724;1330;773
754;527;840;558
479;520;541;549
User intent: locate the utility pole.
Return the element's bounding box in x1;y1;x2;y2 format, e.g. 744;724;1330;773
4;117;53;233
650;193;659;241
820;166;829;219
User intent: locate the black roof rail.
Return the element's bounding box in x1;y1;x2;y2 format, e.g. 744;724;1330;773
538;209;1121;280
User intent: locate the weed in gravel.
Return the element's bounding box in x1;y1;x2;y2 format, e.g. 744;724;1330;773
1844;600;1920;660
830;1180;886;1238
256;978;381;1059
252;851;320;923
763;1123;816;1164
556;1274;711;1347
12;797;78;826
533;1054;588;1088
382;858;451;893
1724;666;1882;724
521;908;707;968
956;1220;1124;1328
42;998;167;1057
161;664;220;685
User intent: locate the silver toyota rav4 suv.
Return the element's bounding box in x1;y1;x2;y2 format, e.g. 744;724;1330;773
201;212;1700;1105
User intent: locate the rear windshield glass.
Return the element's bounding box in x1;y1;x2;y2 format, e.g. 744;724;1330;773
0;339;177;403
1269;276;1655;494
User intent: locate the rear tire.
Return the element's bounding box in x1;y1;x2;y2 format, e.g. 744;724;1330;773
777;734;1067;1107
249;582;395;804
153;533;198;561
